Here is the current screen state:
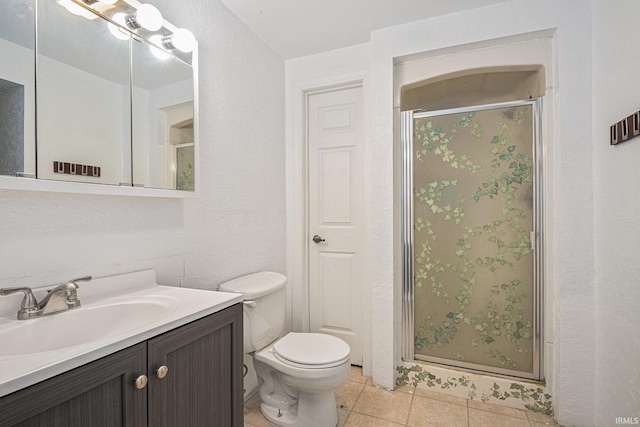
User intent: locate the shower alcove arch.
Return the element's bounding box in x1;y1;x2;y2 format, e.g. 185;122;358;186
399;64;546;381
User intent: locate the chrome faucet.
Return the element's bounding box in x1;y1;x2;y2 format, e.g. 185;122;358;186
0;276;91;320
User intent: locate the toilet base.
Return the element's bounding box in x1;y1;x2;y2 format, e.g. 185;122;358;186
260;389;338;427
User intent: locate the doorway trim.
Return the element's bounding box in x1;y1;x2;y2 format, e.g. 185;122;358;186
288;70;371;374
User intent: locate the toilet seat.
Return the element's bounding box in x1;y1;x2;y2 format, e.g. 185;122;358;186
272;332;350;369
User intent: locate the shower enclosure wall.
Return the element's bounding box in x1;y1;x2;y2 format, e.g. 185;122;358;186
401;99;543;380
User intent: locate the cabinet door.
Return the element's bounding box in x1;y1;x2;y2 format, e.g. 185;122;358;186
147;304;243;427
0;343;147;427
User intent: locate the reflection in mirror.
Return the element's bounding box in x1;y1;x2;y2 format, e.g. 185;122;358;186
37;0;131;185
0;0;35;178
131;37;195;190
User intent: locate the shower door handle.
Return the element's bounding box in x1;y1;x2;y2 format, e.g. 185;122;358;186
312;234;325;244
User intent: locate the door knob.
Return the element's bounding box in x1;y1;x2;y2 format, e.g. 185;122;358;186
312;234;325;244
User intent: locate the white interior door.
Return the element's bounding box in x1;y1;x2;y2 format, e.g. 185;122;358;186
308;85;364;365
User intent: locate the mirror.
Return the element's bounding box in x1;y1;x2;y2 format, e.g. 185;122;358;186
132;35;195;190
37;0;131;186
0;0;35;179
0;0;197;192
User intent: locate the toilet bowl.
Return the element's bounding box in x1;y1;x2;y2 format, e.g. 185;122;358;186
254;332;350;426
218;272;351;427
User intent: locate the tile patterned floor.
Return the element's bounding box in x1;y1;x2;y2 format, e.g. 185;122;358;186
244;366;559;427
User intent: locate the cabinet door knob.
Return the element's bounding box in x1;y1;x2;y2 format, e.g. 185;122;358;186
156;365;169;379
134;375;148;389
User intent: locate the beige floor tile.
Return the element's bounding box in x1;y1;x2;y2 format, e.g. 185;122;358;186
348;365;369;383
352;384;413;424
408;395;469;427
244;393;261;416
468;400;527;419
338;407;350;427
531;422;558;427
243;407;278;427
395;384;417;394
527;411;558;425
337;380;366;410
414;388;468;407
345;412;406;427
469;408;530;427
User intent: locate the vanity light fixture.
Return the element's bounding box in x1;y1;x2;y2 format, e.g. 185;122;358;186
163;28;196;53
58;0;97;19
123;3;163;31
82;0;118;4
58;0;118;19
149;29;195;52
148;29;196;59
149;35;172;59
107;13;130;40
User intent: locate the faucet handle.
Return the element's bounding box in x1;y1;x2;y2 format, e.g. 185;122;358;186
68;276;92;288
0;287;39;315
60;276;92;295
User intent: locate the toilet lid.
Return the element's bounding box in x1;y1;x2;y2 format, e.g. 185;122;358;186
273;333;350;366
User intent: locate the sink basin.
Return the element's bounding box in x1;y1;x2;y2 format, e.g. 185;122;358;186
0;298;175;357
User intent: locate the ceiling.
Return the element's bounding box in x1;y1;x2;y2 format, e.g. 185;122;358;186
219;0;509;59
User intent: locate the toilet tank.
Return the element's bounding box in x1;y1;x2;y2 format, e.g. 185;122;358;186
218;272;287;353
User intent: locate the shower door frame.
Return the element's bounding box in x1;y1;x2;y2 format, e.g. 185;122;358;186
401;99;544;381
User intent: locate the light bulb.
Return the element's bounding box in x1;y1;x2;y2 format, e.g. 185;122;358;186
171;28;196;53
59;0;93;18
149;35;171;60
108;13;129;40
135;4;163;31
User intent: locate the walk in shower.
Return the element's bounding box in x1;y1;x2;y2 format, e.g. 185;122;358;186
401;99;543;380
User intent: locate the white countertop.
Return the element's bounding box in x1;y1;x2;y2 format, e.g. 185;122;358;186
0;270;242;398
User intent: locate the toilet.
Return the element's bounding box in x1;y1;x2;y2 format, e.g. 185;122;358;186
219;272;350;427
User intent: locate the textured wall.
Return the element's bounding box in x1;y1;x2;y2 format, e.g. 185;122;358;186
0;0;285;297
593;0;640;425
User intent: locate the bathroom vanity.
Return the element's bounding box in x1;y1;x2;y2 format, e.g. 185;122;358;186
0;270;243;426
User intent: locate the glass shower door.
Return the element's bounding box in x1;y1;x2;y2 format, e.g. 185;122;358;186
401;100;542;380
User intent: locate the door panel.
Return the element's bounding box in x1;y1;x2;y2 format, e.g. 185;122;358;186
319;148;354;223
403;100;542;380
308;86;364;365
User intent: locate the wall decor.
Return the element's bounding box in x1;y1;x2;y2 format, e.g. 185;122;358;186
53;161;101;177
610;111;640;145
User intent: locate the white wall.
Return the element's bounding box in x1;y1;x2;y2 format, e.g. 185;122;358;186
0;0;285;306
37;54;127;184
592;0;640;425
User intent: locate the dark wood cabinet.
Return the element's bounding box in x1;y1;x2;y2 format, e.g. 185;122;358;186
148;303;244;427
0;303;243;427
